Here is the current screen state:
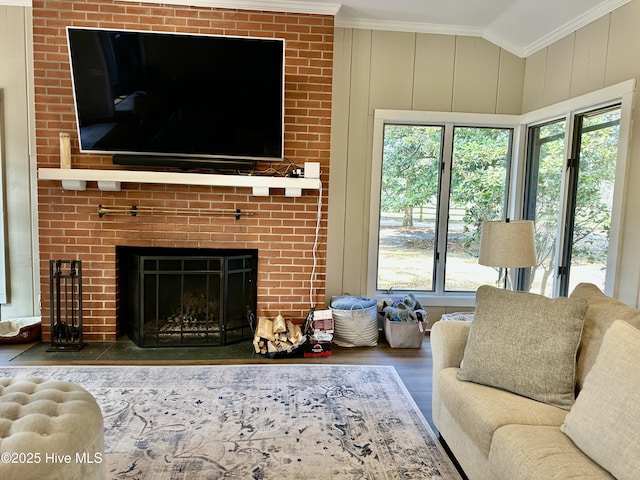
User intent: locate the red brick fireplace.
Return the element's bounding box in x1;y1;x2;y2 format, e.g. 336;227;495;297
33;0;332;341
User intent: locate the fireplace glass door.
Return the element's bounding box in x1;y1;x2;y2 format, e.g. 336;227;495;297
121;248;256;347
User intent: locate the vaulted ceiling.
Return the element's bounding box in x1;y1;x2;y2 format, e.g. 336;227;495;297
200;0;632;57
12;0;626;57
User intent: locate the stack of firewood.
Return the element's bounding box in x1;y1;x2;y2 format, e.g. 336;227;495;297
253;314;305;355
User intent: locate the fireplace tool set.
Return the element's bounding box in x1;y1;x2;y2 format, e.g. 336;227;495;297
48;259;85;351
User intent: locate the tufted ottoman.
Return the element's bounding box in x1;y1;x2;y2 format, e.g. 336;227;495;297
0;377;104;480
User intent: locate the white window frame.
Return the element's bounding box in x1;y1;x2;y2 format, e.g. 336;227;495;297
520;79;636;298
367;79;635;306
368;111;522;307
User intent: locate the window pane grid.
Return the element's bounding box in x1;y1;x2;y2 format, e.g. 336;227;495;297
444;126;511;292
524;106;621;297
567;108;620;294
523;119;567;296
376;124;443;292
376;123;512;294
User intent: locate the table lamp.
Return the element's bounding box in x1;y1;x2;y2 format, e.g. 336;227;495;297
478;219;537;289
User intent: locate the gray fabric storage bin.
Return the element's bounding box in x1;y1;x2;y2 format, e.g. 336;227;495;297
383;318;425;348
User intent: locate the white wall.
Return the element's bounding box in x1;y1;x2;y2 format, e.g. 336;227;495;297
0;5;39;319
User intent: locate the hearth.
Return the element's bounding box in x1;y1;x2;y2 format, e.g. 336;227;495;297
118;247;257;347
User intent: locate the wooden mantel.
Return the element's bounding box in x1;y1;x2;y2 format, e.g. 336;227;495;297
38;162;321;197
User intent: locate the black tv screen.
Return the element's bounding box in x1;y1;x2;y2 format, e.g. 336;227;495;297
66;27;285;165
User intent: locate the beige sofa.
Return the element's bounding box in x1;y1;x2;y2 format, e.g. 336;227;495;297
431;283;640;480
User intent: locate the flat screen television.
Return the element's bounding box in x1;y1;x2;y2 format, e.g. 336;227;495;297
66;27;285;168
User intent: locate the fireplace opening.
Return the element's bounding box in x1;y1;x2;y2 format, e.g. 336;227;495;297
117;247;257;347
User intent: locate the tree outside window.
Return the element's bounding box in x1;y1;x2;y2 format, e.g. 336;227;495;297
376;124;511;293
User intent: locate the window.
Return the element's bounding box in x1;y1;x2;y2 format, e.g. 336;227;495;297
446;126;512;290
524;106;622;297
523;119;566;295
376;124;442;292
369;112;518;302
369;81;634;303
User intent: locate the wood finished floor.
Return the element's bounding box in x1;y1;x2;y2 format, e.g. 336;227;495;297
0;335;436;432
1;335;473;478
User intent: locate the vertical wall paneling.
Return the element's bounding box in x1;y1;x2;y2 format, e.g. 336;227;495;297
0;7;7;306
520;2;640;306
369;30;416;111
328;28;527;303
521;49;547;113
570;16;609;98
0;90;6;304
326;27;352;299
615;100;640;305
496;50;526;114
542;34;576;107
605;0;640;86
452;37;501;113
340;28;373;296
412;33;456;111
605;1;640;305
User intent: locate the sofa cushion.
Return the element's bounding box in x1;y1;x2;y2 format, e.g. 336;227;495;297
561;320;640;480
439;367;567;456
457;285;588;409
489;425;615;480
570;283;640;390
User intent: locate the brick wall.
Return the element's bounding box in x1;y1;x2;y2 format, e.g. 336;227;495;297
33;0;333;341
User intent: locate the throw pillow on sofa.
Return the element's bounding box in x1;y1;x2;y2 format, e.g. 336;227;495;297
561;320;640;480
457;285;588;409
570;282;640;390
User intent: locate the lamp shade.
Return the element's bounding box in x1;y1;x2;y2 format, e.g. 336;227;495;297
478;220;537;268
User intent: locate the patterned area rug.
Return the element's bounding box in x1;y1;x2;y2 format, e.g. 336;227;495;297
2;364;461;479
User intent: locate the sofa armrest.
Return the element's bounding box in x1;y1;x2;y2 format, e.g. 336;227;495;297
431;320;471;430
431;320;471;371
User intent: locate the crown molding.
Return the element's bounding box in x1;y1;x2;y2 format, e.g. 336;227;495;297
481;29;526;58
516;0;632;57
334;17;483;37
116;0;341;16
0;0;31;6
335;0;632;59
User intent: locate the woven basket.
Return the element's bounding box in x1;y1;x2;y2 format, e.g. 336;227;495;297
331;304;378;347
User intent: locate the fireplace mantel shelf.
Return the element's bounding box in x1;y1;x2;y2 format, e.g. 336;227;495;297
38;164;321;197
